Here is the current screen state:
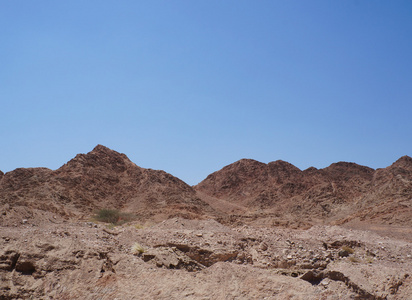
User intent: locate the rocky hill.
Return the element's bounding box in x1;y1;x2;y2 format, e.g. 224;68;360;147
1;146;410;228
1;146;411;299
195;156;412;227
0;145;216;225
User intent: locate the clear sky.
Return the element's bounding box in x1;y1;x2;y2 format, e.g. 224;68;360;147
1;1;411;185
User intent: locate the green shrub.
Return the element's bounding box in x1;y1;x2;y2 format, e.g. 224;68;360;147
134;224;144;229
93;209;136;225
106;223;116;230
95;209;120;224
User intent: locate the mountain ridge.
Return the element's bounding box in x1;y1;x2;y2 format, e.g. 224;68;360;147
195;155;411;227
0;146;410;228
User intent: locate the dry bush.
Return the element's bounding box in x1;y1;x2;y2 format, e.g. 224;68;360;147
131;242;145;255
341;246;355;254
94;209;136;225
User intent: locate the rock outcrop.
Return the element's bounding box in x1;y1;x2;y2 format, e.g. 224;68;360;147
1;218;410;299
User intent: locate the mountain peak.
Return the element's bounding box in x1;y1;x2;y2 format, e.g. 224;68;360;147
267;160;301;178
392;155;412;168
91;144;115;154
235;158;264;165
59;145;135;172
268;160;301;170
215;159;267;174
325;161;374;171
303;166;318;173
323;161;374;180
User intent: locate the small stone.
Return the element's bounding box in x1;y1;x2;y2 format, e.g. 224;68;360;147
22;219;28;224
321;279;330;286
287;255;293;260
285;240;294;246
196;233;203;237
260;242;268;251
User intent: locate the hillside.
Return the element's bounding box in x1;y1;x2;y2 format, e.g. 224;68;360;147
0;145;216;225
1;146;410;228
195;156;412;227
1;146;411;299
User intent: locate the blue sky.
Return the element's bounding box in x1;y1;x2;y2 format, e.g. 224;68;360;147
1;1;411;185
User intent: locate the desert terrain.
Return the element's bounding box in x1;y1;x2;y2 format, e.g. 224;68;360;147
1;145;411;299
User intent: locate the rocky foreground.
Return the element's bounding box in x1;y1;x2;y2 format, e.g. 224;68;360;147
1;218;411;299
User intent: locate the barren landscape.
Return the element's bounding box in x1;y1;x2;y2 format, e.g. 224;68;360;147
1;145;411;299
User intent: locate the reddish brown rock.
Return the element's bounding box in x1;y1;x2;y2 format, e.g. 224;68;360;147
195;156;411;227
0;147;411;299
0;145;216;225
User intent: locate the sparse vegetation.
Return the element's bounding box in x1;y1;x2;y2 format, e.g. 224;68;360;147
93;209;136;226
341;246;355;254
349;256;360;263
131;242;146;255
95;209;120;224
105;223;116;230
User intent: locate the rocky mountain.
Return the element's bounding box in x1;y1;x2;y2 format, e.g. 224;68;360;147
0;145;215;225
195;156;412;227
1;146;410;228
1;146;411;299
339;156;412;226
